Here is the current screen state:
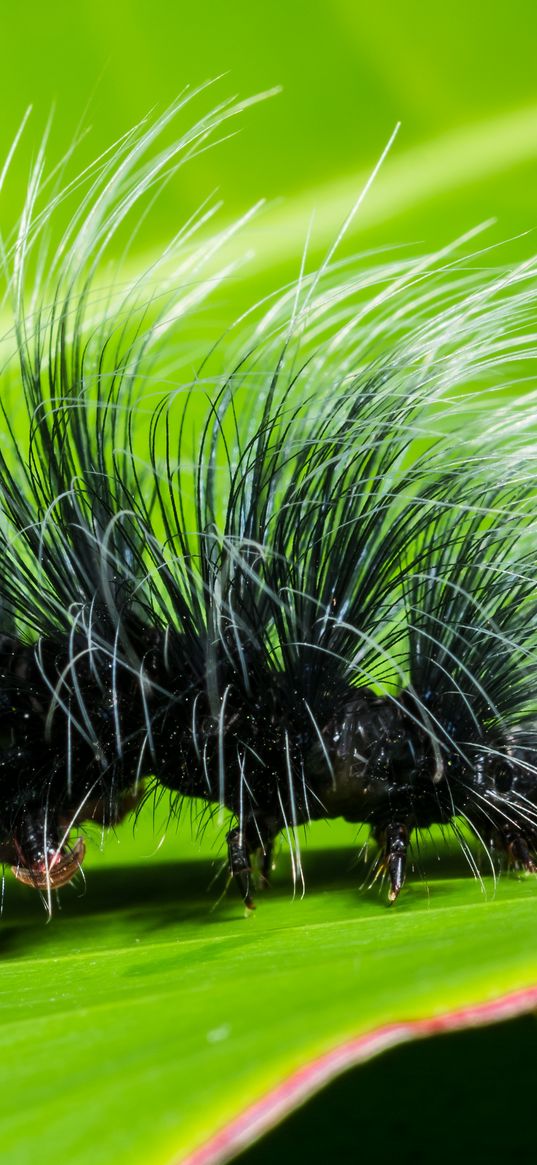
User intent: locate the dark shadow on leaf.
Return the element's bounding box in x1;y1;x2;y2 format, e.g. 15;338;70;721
0;832;495;961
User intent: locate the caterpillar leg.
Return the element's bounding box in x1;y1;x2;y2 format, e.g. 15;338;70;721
227;826;255;909
501;828;537;874
375;821;410;903
11;807;85;891
226;818;276;909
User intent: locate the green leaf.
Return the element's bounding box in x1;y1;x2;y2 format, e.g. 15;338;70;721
3;808;537;1165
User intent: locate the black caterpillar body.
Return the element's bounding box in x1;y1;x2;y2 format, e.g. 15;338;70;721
1;92;537;909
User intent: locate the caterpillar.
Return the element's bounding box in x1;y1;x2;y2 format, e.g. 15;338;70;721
0;87;536;915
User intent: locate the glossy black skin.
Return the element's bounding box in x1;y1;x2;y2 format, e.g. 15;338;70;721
0;632;534;903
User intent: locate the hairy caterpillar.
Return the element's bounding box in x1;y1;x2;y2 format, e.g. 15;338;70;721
0;88;536;915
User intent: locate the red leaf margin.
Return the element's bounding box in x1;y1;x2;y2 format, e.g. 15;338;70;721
180;986;537;1165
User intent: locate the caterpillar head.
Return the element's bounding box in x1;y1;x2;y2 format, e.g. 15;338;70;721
11;837;86;891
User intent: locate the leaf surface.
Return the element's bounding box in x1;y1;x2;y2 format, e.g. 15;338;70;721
2;811;537;1165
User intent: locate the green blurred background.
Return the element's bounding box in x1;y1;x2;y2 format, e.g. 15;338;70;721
2;2;537;1161
2;0;537;284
